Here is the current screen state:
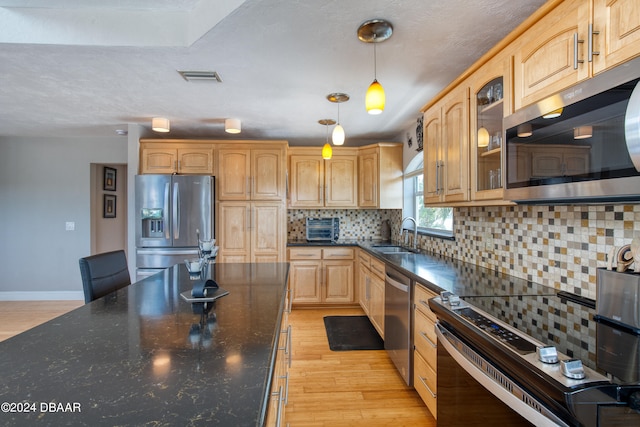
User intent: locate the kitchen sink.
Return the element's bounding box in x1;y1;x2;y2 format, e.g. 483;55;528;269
371;245;416;255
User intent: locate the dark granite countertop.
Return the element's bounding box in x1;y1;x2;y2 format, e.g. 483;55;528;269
0;262;290;426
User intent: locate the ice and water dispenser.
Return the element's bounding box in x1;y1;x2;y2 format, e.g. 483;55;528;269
140;208;165;239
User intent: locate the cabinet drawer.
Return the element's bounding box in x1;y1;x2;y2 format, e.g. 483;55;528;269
370;257;385;279
288;248;322;260
323;247;354;260
414;309;437;369
414;284;438;322
413;350;437;419
358;250;371;268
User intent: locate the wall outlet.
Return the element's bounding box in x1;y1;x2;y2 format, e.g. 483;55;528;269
65;221;75;231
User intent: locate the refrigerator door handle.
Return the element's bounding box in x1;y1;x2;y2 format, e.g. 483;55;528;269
173;181;180;239
163;182;171;239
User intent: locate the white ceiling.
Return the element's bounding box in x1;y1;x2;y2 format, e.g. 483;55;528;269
0;0;546;146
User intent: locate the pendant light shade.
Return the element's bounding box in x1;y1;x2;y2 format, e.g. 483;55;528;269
366;79;385;115
358;19;392;115
322;143;333;159
477;127;490;148
319;119;335;160
152;117;170;133
327;93;349;145
225;118;241;134
543;108;563;119
332;124;345;145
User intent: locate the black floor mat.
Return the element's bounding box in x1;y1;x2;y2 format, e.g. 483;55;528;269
323;315;384;351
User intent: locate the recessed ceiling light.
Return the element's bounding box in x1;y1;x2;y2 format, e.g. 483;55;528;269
115;129;128;136
177;70;223;82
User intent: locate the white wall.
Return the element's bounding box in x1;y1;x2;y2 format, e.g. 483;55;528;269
0;136;127;299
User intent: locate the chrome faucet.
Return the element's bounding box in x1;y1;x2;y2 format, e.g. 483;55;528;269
400;217;418;250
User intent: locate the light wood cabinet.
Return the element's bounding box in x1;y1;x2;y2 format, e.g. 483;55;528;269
288;148;358;208
413;283;438;419
592;0;640;74
218;147;285;201
140;145;213;174
469;54;512;203
358;143;403;209
514;0;640;111
423;85;470;205
288;247;355;306
217;202;285;263
357;250;385;338
265;286;291;427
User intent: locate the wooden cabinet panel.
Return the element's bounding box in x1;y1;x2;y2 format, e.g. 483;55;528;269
358;151;378;207
140;145;213;174
252;149;284;200
217;203;250;263
514;0;590;110
593;0;640;74
414;351;437;419
141;147;177;174
413;283;438;419
324;156;358;207
289;155;323;207
177;148;213;174
290;261;322;303
423;85;469;205
369;273;385;338
324;261;354;303
218;149;251;200
289;246;356;306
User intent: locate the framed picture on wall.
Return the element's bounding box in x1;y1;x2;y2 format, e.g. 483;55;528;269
104;167;117;191
103;194;116;218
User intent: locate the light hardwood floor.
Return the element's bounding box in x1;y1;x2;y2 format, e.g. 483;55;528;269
0;302;435;426
0;300;84;342
286;307;435;426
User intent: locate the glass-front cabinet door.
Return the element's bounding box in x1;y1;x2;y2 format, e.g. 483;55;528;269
470;55;511;203
476;77;503;191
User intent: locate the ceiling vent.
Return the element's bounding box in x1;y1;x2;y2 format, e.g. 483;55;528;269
177;70;223;82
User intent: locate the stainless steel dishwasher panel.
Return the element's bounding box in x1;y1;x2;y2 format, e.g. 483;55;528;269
384;265;413;385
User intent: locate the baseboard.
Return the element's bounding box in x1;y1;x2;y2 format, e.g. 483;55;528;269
0;291;84;301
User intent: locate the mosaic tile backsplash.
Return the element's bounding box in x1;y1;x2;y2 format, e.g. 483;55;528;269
288;205;640;300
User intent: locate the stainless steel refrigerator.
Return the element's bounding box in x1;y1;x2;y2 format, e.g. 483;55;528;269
135;175;214;280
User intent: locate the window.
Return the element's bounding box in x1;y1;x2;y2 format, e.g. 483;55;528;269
404;155;453;238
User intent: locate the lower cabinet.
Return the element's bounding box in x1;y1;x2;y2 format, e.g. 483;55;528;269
265;287;292;426
413;283;438;419
357;249;385;338
288;247;355;306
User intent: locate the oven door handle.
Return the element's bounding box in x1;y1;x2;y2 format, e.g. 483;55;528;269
435;323;569;427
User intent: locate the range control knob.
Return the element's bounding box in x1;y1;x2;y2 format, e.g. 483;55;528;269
449;295;461;306
440;291;452;302
560;359;586;380
536;346;559;364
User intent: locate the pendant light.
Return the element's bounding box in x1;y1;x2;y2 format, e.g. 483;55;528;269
225;118;241;134
327;93;349;145
358;19;393;115
319;119;335;160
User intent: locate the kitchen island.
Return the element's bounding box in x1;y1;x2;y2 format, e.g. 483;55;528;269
0;262;290;426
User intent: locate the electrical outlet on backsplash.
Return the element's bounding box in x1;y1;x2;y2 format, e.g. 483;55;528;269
287;205;640;300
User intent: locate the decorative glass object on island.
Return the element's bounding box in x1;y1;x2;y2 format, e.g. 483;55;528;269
199;238;217;260
185;257;206;279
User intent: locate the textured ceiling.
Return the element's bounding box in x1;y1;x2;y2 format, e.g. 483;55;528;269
0;0;547;146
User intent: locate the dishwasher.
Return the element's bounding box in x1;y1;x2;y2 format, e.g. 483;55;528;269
384;265;413;385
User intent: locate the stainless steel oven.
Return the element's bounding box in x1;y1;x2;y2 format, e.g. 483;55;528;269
430;292;640;426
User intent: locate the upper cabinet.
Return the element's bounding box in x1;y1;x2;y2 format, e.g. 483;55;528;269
423;85;470;205
358;143;403;209
514;0;640;110
140;144;214;175
289;147;358;208
592;0;640;74
469;54;512;202
217;146;286;201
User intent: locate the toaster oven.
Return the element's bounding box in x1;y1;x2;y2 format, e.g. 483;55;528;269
305;217;340;242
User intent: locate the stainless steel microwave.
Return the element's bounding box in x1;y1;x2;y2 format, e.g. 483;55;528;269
503;55;640;203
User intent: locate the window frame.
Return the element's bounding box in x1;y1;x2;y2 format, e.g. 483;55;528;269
404;155;454;240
